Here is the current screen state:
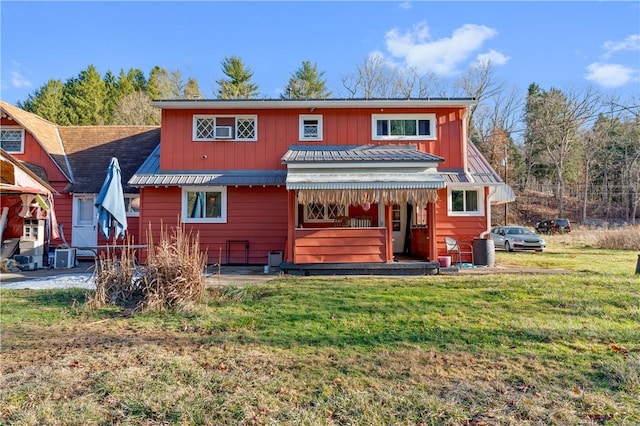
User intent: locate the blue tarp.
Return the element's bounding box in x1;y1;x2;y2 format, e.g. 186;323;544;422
95;157;127;240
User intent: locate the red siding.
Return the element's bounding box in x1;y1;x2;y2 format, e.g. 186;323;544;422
294;228;386;264
159;107;467;171
139;185;288;265
433;188;489;263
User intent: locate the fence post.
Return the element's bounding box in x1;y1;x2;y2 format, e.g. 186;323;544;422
636;254;640;275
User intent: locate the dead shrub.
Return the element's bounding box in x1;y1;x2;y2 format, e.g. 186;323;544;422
87;223;207;312
141;223;207;312
86;239;144;310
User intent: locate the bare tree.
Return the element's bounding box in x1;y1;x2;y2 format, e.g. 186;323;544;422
112;91;160;125
340;54;398;99
525;84;601;217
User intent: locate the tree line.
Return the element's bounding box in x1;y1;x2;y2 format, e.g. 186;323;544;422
16;55;640;222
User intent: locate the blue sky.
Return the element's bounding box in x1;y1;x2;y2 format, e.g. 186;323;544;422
1;1;639;105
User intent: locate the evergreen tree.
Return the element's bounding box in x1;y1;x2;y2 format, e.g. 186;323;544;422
147;66;170;100
103;71;119;123
184;78;202;99
282;61;331;99
216;56;259;99
18;79;67;124
64;65;107;125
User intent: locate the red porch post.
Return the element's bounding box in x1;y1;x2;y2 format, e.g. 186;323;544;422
385;204;394;262
427;201;437;261
286;190;296;263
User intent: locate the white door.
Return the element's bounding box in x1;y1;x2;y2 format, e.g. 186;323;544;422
392;204;406;253
72;195;97;256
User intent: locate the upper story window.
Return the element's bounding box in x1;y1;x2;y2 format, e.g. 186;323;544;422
299;114;323;141
1;127;25;153
304;202;346;222
182;186;227;223
371;114;436;141
448;188;483;216
193;115;257;142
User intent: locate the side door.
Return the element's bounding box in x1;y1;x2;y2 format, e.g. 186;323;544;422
72;195;97;256
391;204;406;253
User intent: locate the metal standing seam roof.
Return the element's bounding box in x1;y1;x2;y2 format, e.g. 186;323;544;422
129;145;287;186
283;145;445;191
438;141;515;203
282;145;444;163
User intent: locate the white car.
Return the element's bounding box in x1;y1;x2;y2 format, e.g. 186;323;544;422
490;226;546;252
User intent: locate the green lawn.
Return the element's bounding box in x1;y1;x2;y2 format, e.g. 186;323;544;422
1;242;639;425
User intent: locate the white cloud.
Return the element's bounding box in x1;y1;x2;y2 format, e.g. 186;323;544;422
384;21;501;76
7;61;32;89
399;1;412;10
11;70;31;88
474;49;510;67
585;62;635;88
603;34;640;59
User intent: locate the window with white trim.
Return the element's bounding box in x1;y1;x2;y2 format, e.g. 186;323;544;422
371;114;436;141
124;195;140;217
299;114;323;141
1;127;25;153
448;188;483;216
182;186;227;223
193;115;257;141
304;203;346;222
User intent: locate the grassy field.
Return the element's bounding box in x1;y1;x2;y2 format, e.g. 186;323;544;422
1;235;639;425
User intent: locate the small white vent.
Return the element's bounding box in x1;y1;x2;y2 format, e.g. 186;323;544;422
215;126;233;139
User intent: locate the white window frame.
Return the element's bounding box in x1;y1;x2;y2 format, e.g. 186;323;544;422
299;114;323;141
371;114;436;141
124;194;140;217
0;127;25;153
447;187;484;217
304;202;347;223
182;186;227;223
192;115;257;142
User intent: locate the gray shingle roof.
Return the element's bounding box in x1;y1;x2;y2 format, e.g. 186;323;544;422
58;126;160;193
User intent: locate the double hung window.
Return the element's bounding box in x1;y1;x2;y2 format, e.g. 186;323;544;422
448;188;483;216
182;186;227;223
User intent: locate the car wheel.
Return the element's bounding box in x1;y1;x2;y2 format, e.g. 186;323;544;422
504;241;512;252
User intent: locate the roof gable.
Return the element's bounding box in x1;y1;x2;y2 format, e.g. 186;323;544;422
0;100;73;181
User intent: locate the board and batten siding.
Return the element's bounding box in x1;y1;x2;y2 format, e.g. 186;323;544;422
139;186;288;265
159;107;467;172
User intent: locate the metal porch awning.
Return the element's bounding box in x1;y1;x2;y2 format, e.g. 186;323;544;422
283;145;445;205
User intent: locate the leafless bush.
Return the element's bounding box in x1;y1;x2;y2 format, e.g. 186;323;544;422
87;223;207;312
87;240;144;309
140;223;207;312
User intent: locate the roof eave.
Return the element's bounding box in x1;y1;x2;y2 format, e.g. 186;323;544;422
151;98;477;110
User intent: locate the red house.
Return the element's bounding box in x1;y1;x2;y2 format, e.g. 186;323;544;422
129;99;512;270
0;101;159;262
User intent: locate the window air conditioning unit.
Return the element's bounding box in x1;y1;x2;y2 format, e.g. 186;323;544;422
54;248;76;269
215;126;233;139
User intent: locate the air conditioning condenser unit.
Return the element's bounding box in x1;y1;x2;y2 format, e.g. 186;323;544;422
54;248;76;269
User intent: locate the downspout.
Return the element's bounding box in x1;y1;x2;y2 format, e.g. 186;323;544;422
479;186;497;239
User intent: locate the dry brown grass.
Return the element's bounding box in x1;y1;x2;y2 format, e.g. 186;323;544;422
549;225;640;250
87;223;207;312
